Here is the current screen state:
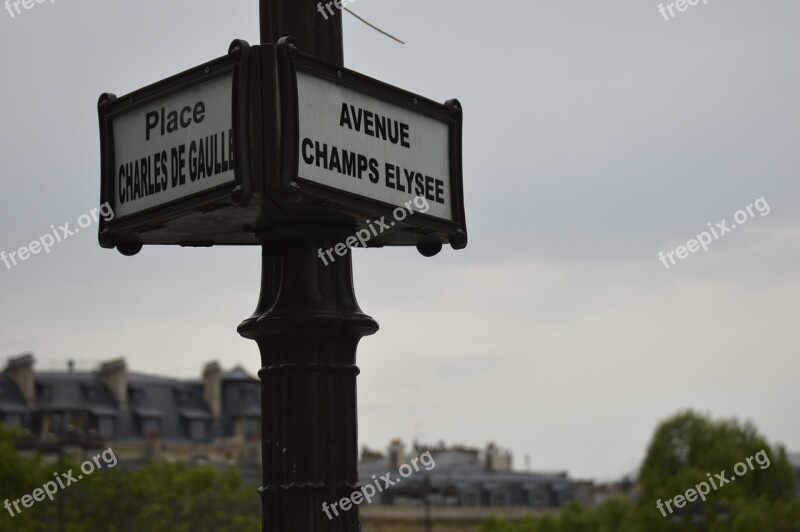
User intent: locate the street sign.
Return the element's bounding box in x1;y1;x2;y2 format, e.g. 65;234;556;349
97;41;256;253
112;74;235;219
274;39;467;250
98;39;467;255
295;72;452;221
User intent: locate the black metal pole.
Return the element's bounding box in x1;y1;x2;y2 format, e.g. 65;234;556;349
424;476;432;532
259;0;343;65
242;8;375;531
58;444;64;532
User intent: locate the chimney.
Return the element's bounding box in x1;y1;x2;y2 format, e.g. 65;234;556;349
203;361;222;425
388;439;406;469
485;442;512;472
485;442;498;471
5;353;34;406
98;358;128;410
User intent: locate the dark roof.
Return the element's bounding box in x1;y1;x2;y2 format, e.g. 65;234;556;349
0;362;261;442
357;452;575;508
180;408;213;420
236;402;261;418
87;405;119;417
220;374;260;436
128;372;190;385
0;374;27;414
124;375;211;441
132;407;164;418
33;372;117;414
223;366;257;381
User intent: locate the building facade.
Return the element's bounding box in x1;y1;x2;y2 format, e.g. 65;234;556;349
358;439;576;509
0;353;261;480
2;352;583;513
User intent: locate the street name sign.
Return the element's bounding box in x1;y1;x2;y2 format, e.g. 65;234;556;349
98;39;466;255
98;41;255;253
112;74;234;219
273;38;466;250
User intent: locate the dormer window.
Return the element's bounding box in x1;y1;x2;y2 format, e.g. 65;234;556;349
240;387;257;399
176;390;192;403
190;420;206;440
37;384;54;399
142;417;160;436
97;417;114;438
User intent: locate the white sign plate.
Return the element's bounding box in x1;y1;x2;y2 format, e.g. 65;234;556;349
112;74;236;218
296;71;453;221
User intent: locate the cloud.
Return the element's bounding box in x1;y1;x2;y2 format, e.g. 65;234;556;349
357;222;800;478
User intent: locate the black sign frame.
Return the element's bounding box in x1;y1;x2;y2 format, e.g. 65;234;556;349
97;40;253;252
273;38;467;250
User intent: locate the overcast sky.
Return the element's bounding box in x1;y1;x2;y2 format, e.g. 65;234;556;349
1;0;798;481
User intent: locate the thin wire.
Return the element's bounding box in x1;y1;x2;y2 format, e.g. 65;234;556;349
344;8;406;45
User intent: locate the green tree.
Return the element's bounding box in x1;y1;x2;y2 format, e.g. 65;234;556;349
0;426;260;531
479;515;518;532
639;410;796;526
479;410;800;532
0;425;51;531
